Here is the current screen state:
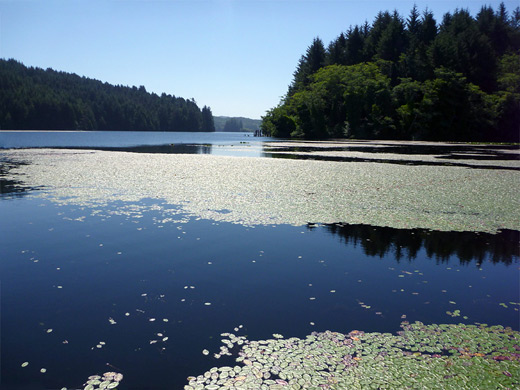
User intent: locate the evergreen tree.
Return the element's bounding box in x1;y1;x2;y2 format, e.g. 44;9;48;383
432;9;497;91
399;8;436;81
512;7;520;30
377;11;407;63
326;33;348;65
407;5;421;38
287;37;327;97
363;11;393;59
345;26;365;65
419;9;438;45
201;106;215;132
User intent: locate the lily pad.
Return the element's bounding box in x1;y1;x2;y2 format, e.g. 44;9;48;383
186;323;520;389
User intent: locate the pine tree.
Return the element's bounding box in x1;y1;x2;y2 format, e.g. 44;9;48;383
287;37;327;96
201;106;215;132
326;33;347;65
363;11;393;59
377;11;407;62
345;26;365;65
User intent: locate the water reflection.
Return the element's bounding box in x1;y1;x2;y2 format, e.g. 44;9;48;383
268;142;520;159
262;142;520;171
0;158;40;198
319;222;519;265
72;143;214;155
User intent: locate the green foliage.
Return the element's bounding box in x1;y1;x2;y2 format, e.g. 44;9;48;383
497;52;520;93
0;59;214;131
281;63;395;139
186;322;520;389
395;68;495;141
392;77;425;138
267;3;520;142
261;105;296;138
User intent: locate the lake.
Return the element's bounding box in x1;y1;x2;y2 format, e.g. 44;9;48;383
1;132;519;389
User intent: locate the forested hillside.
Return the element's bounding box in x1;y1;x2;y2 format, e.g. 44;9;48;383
0;59;215;132
262;4;520;142
214;116;261;132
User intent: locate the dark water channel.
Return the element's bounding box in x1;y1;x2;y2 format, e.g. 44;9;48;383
0;133;519;390
262;143;520;171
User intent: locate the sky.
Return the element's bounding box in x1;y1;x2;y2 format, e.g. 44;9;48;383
1;0;518;119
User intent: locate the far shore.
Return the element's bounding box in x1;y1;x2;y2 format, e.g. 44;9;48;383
0;129;93;132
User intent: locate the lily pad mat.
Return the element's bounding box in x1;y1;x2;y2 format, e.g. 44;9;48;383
3;148;518;233
186;322;519;390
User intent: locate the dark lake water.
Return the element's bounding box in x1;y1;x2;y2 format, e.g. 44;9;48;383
1;131;519;390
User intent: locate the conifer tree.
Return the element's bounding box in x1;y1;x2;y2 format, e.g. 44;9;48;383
201;106;215;132
288;37;327;97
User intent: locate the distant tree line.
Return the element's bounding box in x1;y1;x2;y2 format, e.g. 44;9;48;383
213;116;261;132
0;59;215;132
262;3;520;142
223;117;243;132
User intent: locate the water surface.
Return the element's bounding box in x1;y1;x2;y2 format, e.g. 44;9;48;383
0;132;518;390
0;131;270;158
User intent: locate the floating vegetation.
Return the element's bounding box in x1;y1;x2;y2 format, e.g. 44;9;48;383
3;145;519;389
2;148;519;233
446;310;462;318
185;323;520;389
83;372;123;390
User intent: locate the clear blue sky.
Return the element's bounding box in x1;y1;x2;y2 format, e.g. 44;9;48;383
1;0;517;119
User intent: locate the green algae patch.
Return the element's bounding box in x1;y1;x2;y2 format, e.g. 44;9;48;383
186;323;520;389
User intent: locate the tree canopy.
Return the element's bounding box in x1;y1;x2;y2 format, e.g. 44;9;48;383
262;3;520;142
0;59;215;132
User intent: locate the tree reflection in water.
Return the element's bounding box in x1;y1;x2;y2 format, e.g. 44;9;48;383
318;222;519;265
0;158;42;198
